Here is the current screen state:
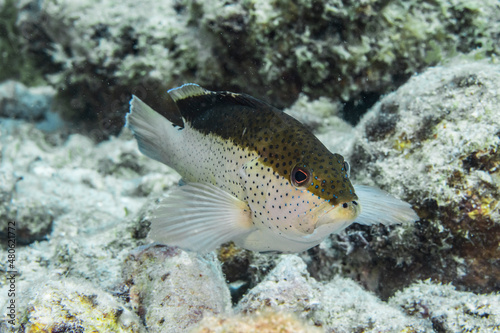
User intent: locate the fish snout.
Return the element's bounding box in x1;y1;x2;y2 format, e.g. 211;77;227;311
316;199;360;228
339;199;360;220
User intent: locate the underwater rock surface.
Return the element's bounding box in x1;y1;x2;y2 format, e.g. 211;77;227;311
307;59;500;298
13;0;500;136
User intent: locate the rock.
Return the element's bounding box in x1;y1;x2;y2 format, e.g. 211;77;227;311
389;280;500;333
122;244;231;333
0;57;499;332
17;278;146;332
0;80;53;120
14;0;500;137
0;119;177;327
192;310;322;333
307;59;500;298
237;255;431;332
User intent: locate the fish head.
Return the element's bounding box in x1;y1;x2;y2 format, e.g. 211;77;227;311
245;144;361;243
285;153;360;234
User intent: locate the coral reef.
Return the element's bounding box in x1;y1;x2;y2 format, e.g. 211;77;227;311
2;0;500;328
14;0;500;137
305;58;500;298
0;116;177;330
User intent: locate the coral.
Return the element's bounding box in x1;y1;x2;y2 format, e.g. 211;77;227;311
19;279;145;333
122;244;231;333
1;69;499;331
16;0;210;138
306;58;500;298
14;0;500;137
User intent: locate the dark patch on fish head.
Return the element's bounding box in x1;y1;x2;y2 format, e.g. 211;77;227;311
258;120;357;208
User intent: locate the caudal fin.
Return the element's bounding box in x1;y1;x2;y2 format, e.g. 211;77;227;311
126;95;174;165
354;185;419;226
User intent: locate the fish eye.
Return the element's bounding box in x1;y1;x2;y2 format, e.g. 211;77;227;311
291;165;311;187
343;161;350;177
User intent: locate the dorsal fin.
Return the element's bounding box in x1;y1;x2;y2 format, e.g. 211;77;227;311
167;83;276;121
168;83;208;102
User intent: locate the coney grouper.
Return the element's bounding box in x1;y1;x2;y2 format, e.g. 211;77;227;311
126;84;418;253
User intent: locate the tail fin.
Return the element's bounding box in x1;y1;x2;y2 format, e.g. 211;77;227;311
126;95;175;165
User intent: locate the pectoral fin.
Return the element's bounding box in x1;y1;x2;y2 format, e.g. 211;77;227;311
148;182;254;252
354;185;419;226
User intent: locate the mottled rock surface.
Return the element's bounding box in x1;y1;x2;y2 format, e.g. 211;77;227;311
0;118;177;330
193;311;322;333
306;59;500;298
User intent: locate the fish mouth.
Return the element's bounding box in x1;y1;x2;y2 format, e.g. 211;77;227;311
315;200;360;228
278;200;361;245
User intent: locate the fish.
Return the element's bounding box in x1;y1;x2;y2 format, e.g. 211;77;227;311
126;83;418;253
